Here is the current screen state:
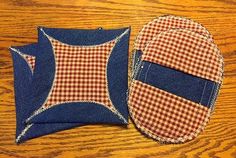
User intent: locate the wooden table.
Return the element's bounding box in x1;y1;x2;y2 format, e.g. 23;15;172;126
0;0;236;157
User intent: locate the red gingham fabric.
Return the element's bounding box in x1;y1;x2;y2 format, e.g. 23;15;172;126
142;29;223;83
43;38;116;109
23;54;36;71
129;80;211;143
134;15;212;51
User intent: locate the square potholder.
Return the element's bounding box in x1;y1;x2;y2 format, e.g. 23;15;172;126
23;27;131;125
10;27;130;143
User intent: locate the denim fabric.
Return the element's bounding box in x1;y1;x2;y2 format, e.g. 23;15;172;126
39;26;128;45
135;61;220;108
10;44;83;144
26;27;130;124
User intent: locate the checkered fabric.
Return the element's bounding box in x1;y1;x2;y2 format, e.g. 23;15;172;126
43;37;116;110
134;15;212;51
142;29;223;83
129;80;211;143
18;54;36;72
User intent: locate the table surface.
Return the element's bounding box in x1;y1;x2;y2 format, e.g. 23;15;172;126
0;0;236;158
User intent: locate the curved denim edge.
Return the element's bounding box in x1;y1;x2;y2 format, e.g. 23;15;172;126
12;43;52;119
107;27;130;122
26;27;130;124
16;123;83;144
10;46;84;144
27;102;127;124
24;30;56;121
10;49;33;141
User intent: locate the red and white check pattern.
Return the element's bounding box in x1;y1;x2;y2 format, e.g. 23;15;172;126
129;80;211;143
23;54;36;71
142;29;223;83
43;38;116;109
134;15;212;51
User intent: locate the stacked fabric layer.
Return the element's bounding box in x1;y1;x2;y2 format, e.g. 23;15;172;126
129;15;223;143
10;27;131;143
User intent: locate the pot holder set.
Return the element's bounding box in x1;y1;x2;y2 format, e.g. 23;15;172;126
10;15;223;144
10;27;130;143
129;15;224;143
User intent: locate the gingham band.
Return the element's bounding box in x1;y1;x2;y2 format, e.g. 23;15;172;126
134;15;212;51
128;80;211;143
142;29;223;83
43;37;116;109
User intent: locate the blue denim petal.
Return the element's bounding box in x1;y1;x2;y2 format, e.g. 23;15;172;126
10;45;83;144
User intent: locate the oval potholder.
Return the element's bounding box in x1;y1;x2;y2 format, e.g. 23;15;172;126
132;15;213;73
129;29;223;143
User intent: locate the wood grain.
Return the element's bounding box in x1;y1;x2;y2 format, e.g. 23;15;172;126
0;0;236;157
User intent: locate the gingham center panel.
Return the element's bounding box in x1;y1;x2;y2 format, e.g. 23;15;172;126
43;39;116;108
129;80;211;143
134;15;212;51
142;29;223;83
23;54;36;71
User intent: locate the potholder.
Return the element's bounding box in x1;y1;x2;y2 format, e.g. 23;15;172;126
128;29;223;143
132;15;213;75
25;27;130;124
10;27;130;143
10;44;83;144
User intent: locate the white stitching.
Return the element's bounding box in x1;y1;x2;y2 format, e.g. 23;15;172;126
15;124;33;143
